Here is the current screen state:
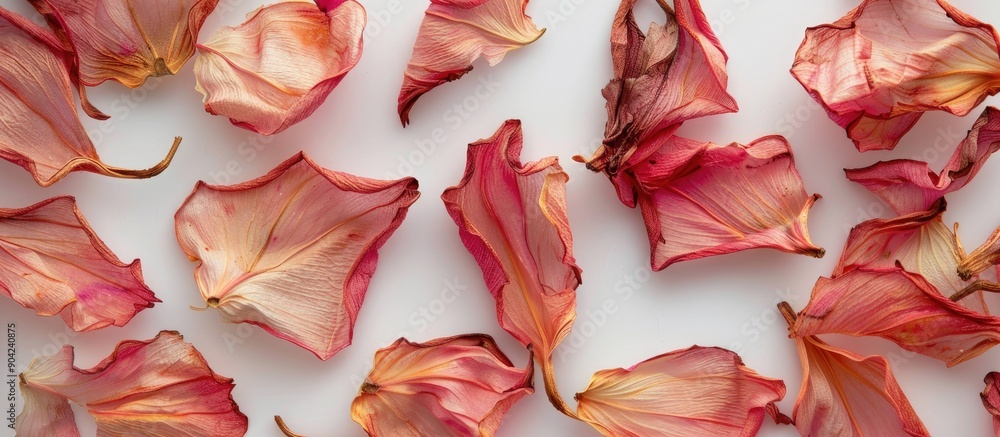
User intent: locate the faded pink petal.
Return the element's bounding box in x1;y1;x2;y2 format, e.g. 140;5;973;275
175;152;419;360
16;330;248;436
846;107;1000;214
984;372;1000;436
0;8;180;186
29;0;219;88
632;135;823;270
0;196;157;331
582;0;737;187
342;335;532;437
790;0;1000;151
575;346;789;436
441;119;581;414
793;267;1000;366
194;0;364;135
397;0;543;125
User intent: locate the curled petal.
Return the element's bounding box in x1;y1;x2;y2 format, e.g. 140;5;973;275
194;1;365;135
397;0;543;125
793;267;1000;366
0;196;157;331
574;346;788;436
30;0;219;87
348;335;533;436
984;372;1000;436
442;119;581;414
846;107;1000;214
960;226;1000;281
16;330;248;436
175;152;419;360
633;135;823;270
790;0;1000;151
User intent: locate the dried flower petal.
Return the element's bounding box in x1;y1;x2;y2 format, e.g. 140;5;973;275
0;8;180;186
959;226;1000;280
16;330;248;436
29;0;219;88
175;152;418;360
780;303;930;437
846;107;1000;214
574;346;788;436
397;0;543;125
581;0;737;186
441;119;581;414
0;196;157;331
632;135;823;270
194;0;365;135
342;334;532;437
984;372;1000;436
790;0;1000;151
793;267;1000;366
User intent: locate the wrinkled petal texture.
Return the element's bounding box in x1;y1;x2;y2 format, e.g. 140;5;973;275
791;0;1000;151
175;152;419;360
794;267;1000;366
961;226;1000;281
0;196;157;331
984;372;1000;436
16;331;248;436
30;0;219;87
195;1;364;135
397;0;543;125
351;334;533;437
633;135;823;270
846;106;1000;214
792;334;929;436
575;346;787;437
442;120;581;362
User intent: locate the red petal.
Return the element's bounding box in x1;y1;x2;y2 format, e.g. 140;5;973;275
984;372;1000;436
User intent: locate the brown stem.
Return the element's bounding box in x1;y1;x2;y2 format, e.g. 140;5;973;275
275;416;306;437
950;280;1000;302
540;356;578;420
778;301;797;326
45;136;182;186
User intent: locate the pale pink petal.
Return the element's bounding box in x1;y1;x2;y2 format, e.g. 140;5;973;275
397;0;543;125
194;1;364;135
175;152;419;360
16;331;248;436
0;196;158;331
575;346;788;436
790;0;1000;151
983;372;1000;436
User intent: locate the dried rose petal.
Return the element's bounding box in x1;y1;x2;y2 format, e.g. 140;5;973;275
0;196;158;331
984;372;1000;436
194;0;365;135
0;8;180;186
575;346;788;436
441;119;581;414
175;152;418;360
16;330;248;436
780;303;930;436
397;0;543;125
960;226;1000;281
846;107;1000;214
793;267;1000;366
581;0;737;191
337;335;532;437
632;135;823;270
790;0;1000;151
29;0;219;88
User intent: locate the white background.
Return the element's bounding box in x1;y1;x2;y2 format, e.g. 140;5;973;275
2;0;1000;435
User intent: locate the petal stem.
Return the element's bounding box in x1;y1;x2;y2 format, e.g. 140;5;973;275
275;416;305;437
778;301;797;326
950;280;1000;302
540;355;578;419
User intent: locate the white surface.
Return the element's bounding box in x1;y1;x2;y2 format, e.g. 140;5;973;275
2;0;1000;435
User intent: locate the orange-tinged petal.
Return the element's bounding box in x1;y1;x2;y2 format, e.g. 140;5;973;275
29;0;219;87
574;346;788;437
175;152;419;360
790;0;1000;151
347;335;533;437
194;0;365;135
959;226;1000;281
0;196;158;331
16;330;248;436
397;0;543;125
984;372;1000;436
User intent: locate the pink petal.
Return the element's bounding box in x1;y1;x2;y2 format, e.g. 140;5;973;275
175;152;419;360
16;331;248;436
984;372;1000;436
632;135;823;270
575;346;788;436
0;196;158;331
397;0;543;125
194;1;365;135
790;0;1000;151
